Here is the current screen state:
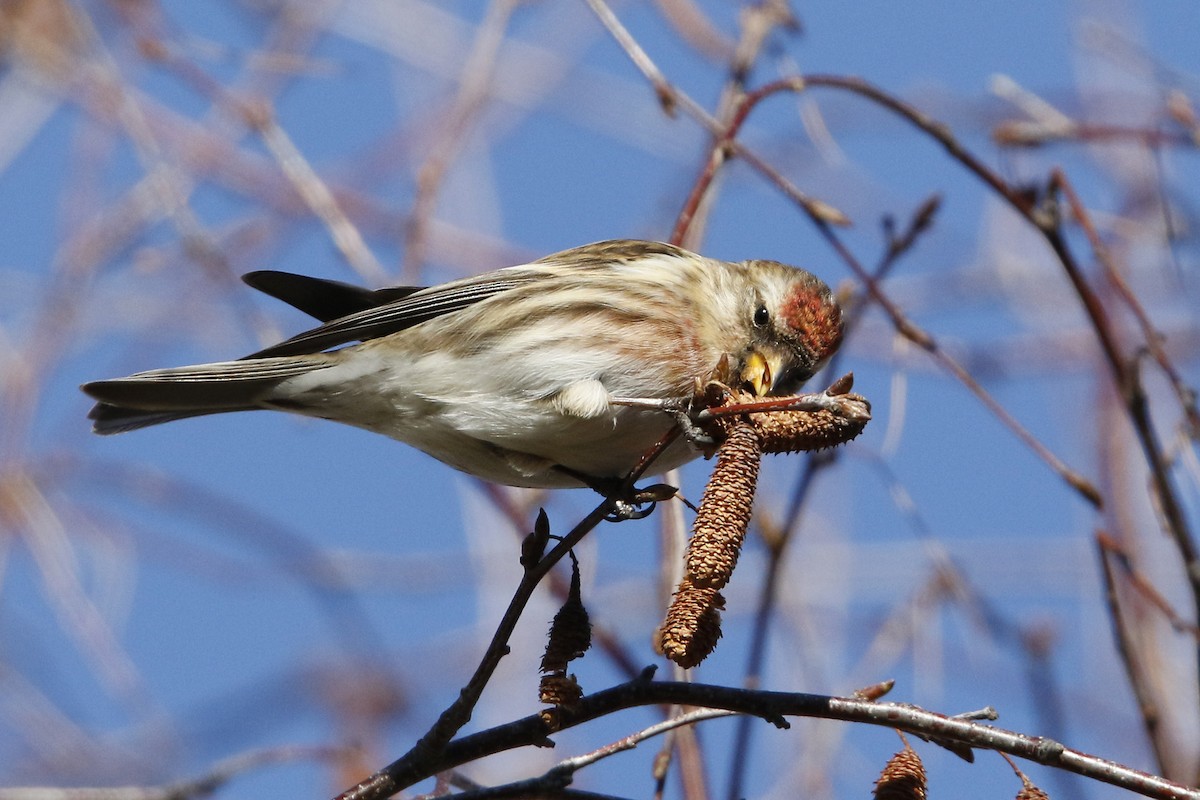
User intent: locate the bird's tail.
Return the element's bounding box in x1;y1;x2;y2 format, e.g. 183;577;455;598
82;356;329;435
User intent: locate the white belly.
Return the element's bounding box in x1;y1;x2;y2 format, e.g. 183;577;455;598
268;347;701;488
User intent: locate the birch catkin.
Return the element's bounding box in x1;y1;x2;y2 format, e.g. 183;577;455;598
684;419;761;590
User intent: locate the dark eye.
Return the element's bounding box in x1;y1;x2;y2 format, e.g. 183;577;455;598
753;304;770;328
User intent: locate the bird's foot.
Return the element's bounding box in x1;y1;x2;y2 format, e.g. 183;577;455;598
556;467;678;522
610;395;717;449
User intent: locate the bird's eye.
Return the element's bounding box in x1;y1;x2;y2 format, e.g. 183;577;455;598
753;304;770;328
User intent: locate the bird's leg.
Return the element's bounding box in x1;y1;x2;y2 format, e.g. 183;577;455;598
609;395;717;448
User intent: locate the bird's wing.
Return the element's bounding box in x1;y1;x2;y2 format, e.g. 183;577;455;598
245;268;546;358
243;271;424;322
532;239;691;267
241;240;687;359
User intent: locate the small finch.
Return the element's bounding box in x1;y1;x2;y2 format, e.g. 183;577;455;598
82;240;844;488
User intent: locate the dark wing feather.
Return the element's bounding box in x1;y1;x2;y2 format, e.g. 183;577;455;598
244;269;545;359
242;271;424;322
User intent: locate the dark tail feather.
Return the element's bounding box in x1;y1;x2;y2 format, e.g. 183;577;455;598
82;355;328;435
88;405;251;435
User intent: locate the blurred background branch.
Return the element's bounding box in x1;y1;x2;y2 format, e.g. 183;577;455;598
0;1;1196;798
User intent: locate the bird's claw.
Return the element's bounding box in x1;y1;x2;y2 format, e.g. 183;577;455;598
605;499;657;522
604;482;678;522
670;407;717;448
556;465;678;522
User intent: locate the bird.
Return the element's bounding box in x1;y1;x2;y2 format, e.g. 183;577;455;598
82;239;844;489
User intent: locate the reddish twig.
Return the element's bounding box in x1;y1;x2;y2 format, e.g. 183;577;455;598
1052;172;1198;434
1097;532;1169;774
1097;531;1200;638
671;73;1105;507
994;121;1199;149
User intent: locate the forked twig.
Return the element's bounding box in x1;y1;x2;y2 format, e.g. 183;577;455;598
336;428;682;800
337;673;1200;800
584;14;1104;508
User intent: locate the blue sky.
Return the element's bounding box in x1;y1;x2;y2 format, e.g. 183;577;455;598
2;1;1199;798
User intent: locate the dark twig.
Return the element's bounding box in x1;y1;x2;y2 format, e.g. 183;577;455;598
336;433;679;800
670;0;804;250
1042;175;1200;631
337;675;1200;800
1042;171;1200;714
334;500;618;800
451;709;735;800
670;76;850;246
477;482;647;680
583;0;848;238
527;710;736;800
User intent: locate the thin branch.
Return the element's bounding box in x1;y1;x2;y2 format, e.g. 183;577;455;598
335;500;618;800
672;0;798;249
0;745;347;800
404;0;521;280
583;0;848;236
336;674;1200;800
751;75;1104;507
579;32;1104;507
477;481;647;680
136;34;387;284
1097;531;1200;637
1097;532;1169;774
582;0;678;115
449;709;737;800
336;431;681;800
559;708;736;773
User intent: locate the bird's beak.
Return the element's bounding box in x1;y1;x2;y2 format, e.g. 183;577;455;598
741;351;776;397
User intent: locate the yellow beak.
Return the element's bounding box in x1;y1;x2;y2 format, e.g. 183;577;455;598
742;351;775;397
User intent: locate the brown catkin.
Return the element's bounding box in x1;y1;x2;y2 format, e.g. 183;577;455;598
751;398;870;453
873;744;927;800
538;672;583;707
539;565;592;674
658;576;725;668
659;380;871;669
700;389;871;455
1015;779;1050;800
684;419;761;589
